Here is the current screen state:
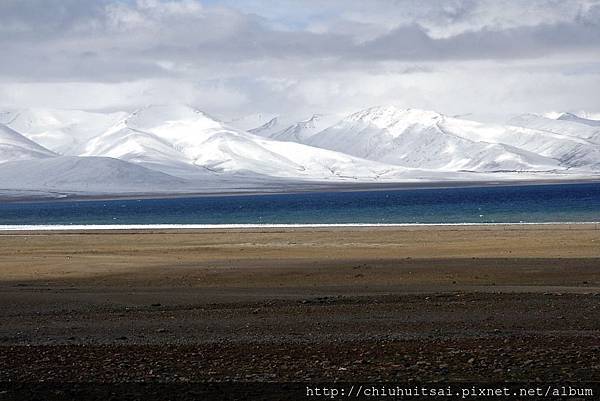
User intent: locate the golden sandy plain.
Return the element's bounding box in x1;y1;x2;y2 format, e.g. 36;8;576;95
0;224;599;287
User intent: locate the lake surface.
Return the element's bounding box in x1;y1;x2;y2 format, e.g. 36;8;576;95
1;183;600;225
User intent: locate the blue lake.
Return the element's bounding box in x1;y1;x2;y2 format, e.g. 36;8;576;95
1;183;600;225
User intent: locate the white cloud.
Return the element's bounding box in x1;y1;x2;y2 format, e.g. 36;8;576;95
0;0;598;120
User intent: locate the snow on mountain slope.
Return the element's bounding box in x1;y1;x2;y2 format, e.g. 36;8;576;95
0;156;188;193
269;114;341;143
229;113;341;141
0;108;127;155
556;112;600;127
0;124;56;163
306;106;560;172
81;122;209;178
228;113;295;137
442;117;600;170
84;104;417;181
2;103;598;197
227;113;279;134
248;116;281;136
508;114;600;144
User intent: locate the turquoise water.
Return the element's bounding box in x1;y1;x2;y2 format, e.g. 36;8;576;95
0;183;599;225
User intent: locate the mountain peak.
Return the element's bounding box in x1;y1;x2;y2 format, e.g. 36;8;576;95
127;104;211;121
248;116;279;134
557;112;600;127
346;106;444;129
296;114;326;128
124;104;226;134
0;123;56;163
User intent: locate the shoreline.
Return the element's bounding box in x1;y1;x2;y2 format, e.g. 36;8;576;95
1;221;600;231
1;176;600;203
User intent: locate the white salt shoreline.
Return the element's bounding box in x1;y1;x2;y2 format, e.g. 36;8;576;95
0;222;599;231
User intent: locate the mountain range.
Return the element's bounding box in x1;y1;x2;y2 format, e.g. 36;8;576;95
0;104;599;199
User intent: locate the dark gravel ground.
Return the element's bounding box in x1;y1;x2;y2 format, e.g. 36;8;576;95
1;336;599;382
1;291;599;383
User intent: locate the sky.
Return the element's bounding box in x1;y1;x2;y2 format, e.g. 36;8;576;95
1;0;599;122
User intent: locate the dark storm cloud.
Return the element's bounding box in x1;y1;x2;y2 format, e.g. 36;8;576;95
0;0;109;39
360;18;600;60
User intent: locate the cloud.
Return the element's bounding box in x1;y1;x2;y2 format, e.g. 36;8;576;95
360;19;600;61
0;0;599;120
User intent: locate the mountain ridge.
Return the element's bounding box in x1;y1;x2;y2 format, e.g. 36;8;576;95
0;123;56;163
1;104;599;197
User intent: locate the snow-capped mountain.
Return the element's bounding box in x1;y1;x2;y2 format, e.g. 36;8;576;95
230;113;341;142
0;156;189;194
0;108;127;155
248;116;280;136
268;114;341;143
227;113;300;137
81;122;203;178
508;113;600;144
0;124;56;163
305;106;561;172
557;112;600;127
83;105;414;181
442;117;600;170
227;113;279;135
1;104;600;199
